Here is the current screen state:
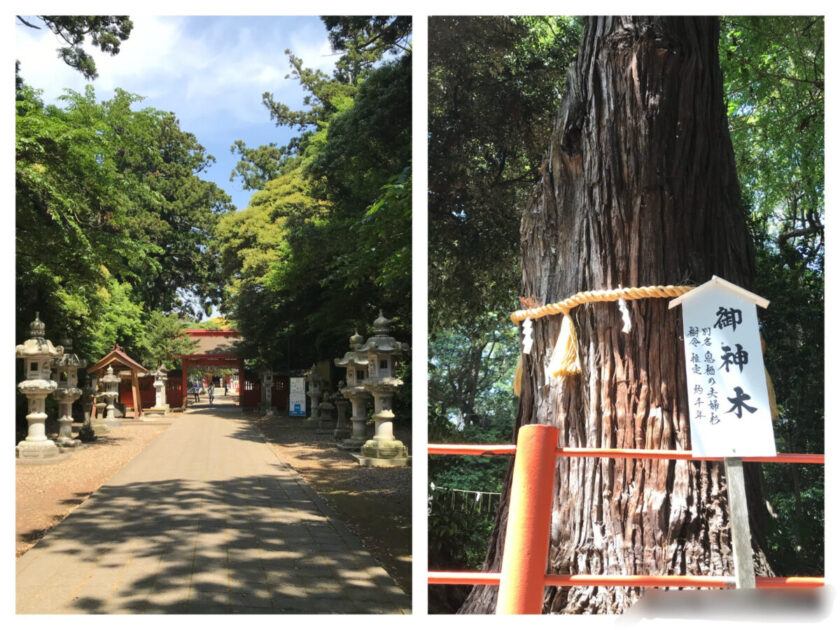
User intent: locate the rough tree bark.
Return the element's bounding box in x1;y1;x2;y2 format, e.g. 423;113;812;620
460;16;773;615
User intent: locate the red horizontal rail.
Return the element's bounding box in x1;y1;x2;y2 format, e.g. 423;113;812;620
428;444;823;464
428;572;824;589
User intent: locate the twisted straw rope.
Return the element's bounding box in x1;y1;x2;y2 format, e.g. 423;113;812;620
510;285;695;325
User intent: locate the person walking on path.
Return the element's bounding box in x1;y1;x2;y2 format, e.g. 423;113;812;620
193;382;200;403
208;382;215;407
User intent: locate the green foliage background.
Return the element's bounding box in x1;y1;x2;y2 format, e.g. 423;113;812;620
16;17;413;436
16;82;231;372
216;17;412;372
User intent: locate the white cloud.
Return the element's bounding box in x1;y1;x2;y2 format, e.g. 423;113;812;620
16;16;336;123
14;15;340;209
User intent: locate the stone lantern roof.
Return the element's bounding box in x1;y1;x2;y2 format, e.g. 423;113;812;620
358;311;409;356
29;313;46;338
53;338;87;369
100;365;121;386
336;331;371;369
16;313;63;360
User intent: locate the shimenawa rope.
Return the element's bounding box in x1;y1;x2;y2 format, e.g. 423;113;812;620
512;285;694;386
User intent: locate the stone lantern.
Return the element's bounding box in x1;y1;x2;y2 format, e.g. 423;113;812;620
51;337;86;448
100;366;122;426
304;364;322;427
15;313;64;460
357;312;410;467
315;390;336;435
332;385;351;442
147;365;169;416
335;331;371;449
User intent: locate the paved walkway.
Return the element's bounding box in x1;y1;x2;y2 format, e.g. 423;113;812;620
16;403;410;614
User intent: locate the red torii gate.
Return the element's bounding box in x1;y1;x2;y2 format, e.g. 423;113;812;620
179;329;244;407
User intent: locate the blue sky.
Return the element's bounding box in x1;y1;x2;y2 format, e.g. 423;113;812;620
15;15;339;210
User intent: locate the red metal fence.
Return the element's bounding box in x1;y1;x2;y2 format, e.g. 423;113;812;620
428;424;825;614
165;377;183;407
240;374;261;408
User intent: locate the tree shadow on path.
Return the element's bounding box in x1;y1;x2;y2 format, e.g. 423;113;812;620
17;466;409;614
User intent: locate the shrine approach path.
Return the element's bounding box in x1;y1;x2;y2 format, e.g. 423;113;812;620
15;400;410;614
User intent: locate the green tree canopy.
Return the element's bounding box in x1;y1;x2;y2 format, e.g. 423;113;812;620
720;16;824;263
16;15;133;80
428;16;581;332
16;81;232;366
219;17;411;369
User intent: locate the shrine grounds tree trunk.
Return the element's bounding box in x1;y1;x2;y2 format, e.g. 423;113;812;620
459;16;773;614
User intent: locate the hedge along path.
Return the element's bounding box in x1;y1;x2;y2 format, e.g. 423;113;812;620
510;285;694;391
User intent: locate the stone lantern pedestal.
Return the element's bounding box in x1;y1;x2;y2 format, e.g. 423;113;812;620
355;312;410;467
335;331;371;450
333;387;351;441
52;338;86;448
358;380;409;467
146;365;170;417
52;389;82;448
100;366;122;429
16;314;66;460
92;398;109;435
338;387;371;450
315;394;336;435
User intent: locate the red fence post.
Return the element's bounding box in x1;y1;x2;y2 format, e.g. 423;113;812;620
496;423;559;614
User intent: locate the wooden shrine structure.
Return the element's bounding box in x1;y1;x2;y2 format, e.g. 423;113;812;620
87;346;149;419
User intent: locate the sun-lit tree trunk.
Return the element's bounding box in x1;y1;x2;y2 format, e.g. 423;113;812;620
460;16;773;614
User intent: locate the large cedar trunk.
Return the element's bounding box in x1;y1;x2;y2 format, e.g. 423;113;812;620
460;16;773;614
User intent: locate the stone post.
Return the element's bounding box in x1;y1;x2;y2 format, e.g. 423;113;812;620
305;364;322;427
15;314;64;460
357;312;409;467
100;366;122;428
51;337;86;448
261;368;275;415
333;385;351;441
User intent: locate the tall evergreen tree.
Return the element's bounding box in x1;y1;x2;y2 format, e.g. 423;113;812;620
461;16;774;614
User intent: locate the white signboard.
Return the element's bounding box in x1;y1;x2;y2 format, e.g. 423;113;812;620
289;377;306;417
670;277;776;457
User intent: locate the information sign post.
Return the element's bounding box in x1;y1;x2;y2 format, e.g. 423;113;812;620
289;377;306;417
670;276;776;589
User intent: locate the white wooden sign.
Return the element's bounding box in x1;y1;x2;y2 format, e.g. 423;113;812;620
669;276;776;457
289;377;306;417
